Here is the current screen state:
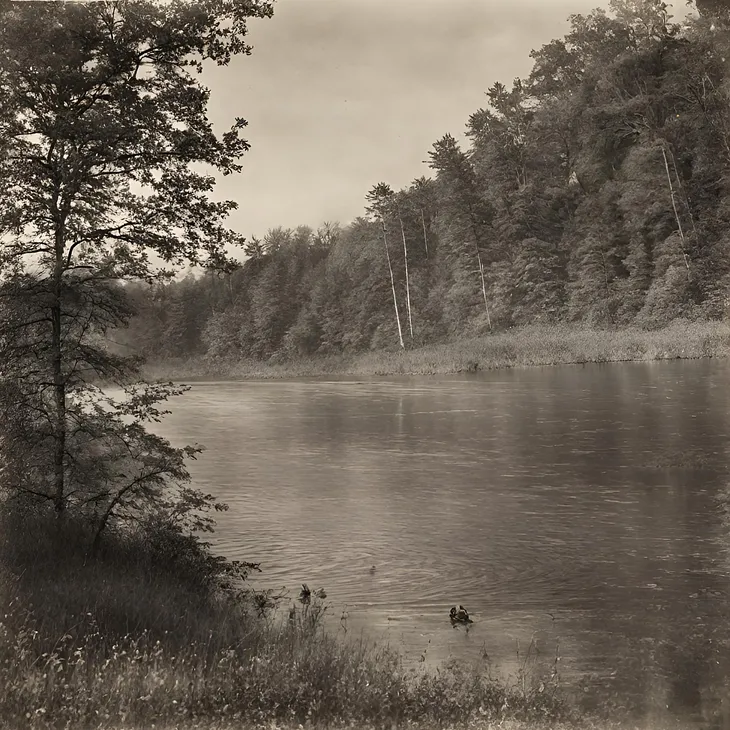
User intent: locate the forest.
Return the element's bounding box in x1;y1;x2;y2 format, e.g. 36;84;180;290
119;0;730;366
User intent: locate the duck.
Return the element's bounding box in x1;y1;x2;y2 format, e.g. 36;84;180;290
299;583;312;603
449;605;473;624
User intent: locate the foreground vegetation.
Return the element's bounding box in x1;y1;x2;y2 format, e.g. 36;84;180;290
0;512;578;730
142;320;730;381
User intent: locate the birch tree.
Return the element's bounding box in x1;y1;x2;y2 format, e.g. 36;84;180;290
395;190;414;340
365;184;405;349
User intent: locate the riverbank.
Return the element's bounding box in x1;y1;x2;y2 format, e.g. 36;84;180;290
0;513;579;730
143;320;730;381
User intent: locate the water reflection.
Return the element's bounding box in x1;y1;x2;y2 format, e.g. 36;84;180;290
156;360;730;727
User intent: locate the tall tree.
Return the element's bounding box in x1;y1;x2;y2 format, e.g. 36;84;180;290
365;184;405;349
409;177;437;259
428;134;493;329
0;0;271;531
395;191;415;341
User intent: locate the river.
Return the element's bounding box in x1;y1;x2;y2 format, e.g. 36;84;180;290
155;358;730;726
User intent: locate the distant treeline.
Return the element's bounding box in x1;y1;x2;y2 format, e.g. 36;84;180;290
119;1;730;363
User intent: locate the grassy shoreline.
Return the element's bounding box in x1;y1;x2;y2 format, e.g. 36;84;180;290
0;515;580;730
143;320;730;382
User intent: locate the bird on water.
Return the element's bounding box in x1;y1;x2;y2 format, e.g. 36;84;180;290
449;605;473;624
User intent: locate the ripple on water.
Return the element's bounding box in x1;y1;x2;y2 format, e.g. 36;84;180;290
156;362;730;725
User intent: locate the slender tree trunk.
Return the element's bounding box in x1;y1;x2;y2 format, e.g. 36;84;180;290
92;514;108;557
599;250;614;324
92;497;119;556
380;221;404;349
668;147;699;241
477;256;492;330
701;73;730;165
397;212;414;341
419;209;429;258
51;229;66;516
468;215;492;330
600;251;610;296
661;145;691;281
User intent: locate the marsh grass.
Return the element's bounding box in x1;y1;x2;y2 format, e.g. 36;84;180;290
0;514;574;730
142;321;730;381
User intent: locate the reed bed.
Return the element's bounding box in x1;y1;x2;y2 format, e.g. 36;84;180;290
143;321;730;381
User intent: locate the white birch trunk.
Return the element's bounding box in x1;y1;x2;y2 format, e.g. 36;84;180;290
661;145;691;281
478;255;492;330
398;212;414;341
381;220;405;349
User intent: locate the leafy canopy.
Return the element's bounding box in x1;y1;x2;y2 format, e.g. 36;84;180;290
0;0;272;546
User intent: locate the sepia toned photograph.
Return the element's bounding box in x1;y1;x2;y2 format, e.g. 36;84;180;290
1;0;730;728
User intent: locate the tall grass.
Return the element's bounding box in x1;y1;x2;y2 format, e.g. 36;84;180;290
0;513;574;730
143;320;730;381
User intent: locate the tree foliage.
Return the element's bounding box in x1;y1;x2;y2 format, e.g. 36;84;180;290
0;0;271;548
121;1;730;361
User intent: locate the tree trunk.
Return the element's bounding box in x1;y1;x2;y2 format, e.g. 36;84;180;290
51;229;66;516
700;72;730;165
91;517;105;557
380;221;405;349
92;503;116;557
477;256;492;330
469;217;492;330
661;145;691;281
668;147;699;241
465;203;493;330
398;212;414;341
599;250;614;325
420;209;429;258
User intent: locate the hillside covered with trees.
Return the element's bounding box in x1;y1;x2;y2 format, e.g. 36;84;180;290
119;0;730;365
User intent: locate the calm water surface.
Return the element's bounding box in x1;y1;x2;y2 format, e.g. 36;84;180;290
156;359;730;726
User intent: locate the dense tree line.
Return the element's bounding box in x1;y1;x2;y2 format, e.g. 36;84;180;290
122;0;730;363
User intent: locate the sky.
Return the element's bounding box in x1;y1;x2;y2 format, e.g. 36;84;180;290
200;0;691;241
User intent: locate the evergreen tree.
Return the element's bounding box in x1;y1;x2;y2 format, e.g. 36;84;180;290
429;134;494;330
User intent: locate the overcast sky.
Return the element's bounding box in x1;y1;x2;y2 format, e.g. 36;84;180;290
201;0;690;241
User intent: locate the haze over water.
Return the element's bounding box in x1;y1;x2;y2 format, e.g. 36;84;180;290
156;359;730;726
